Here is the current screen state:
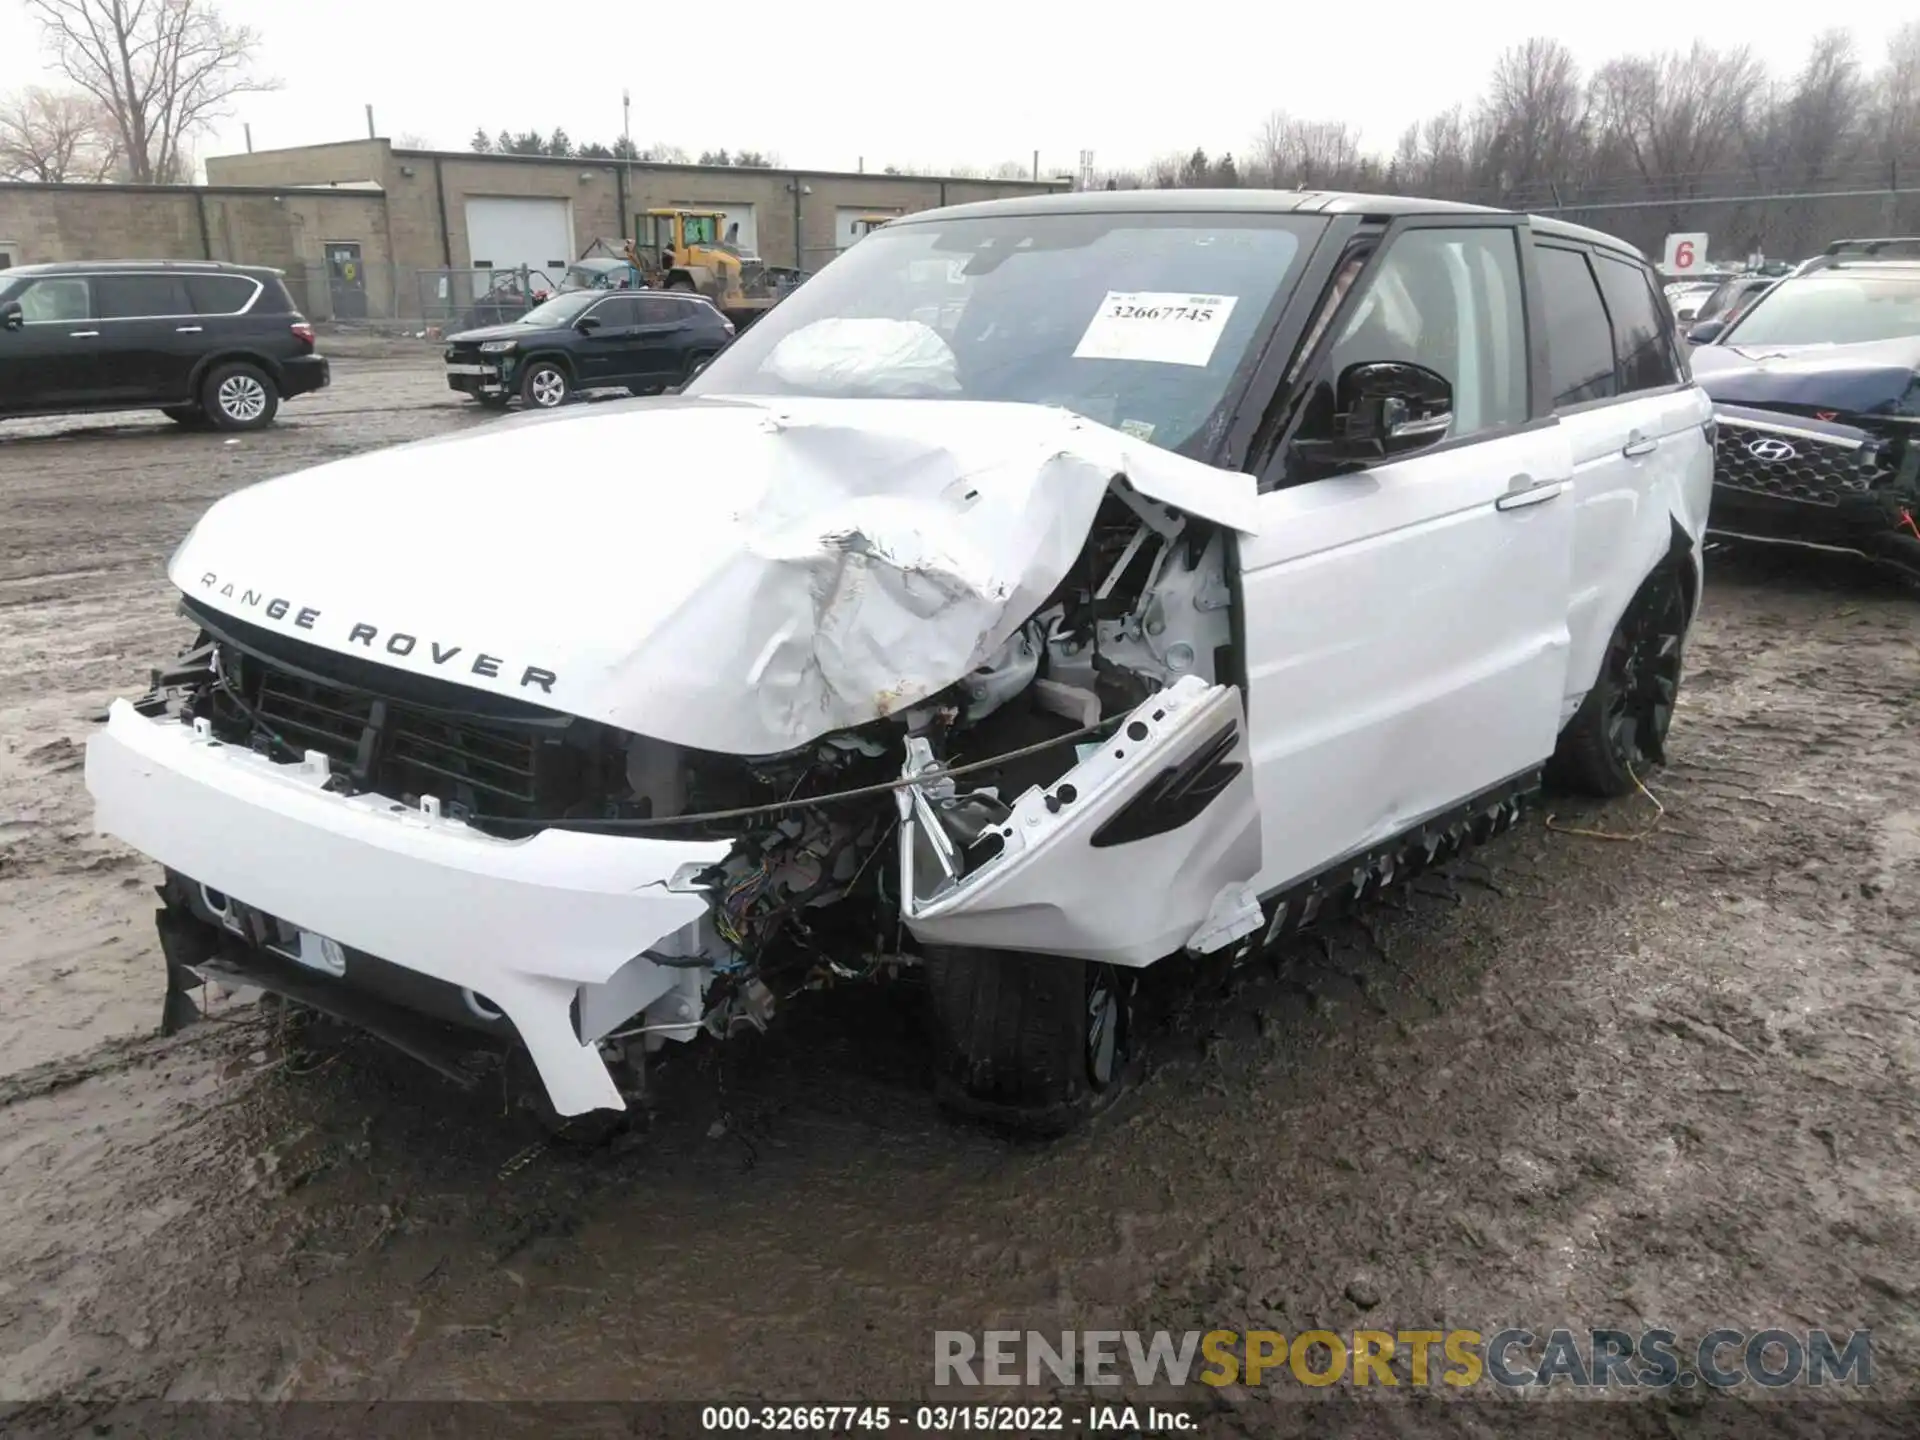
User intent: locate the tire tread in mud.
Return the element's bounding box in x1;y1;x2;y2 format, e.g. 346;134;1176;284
924;946;1102;1136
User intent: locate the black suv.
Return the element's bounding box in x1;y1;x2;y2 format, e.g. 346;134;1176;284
444;289;734;409
0;260;329;431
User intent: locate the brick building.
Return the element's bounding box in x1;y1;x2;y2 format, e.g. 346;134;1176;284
0;138;1066;322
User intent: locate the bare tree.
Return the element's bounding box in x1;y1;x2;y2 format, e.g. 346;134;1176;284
0;85;120;180
1782;30;1870;184
1479;38;1588;200
1248;111;1364;188
1589;43;1767;199
27;0;276;183
1870;20;1920;171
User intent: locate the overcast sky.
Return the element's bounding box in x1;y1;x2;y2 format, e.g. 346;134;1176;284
0;3;1910;176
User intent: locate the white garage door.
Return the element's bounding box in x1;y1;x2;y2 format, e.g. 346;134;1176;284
835;207;902;251
465;197;574;293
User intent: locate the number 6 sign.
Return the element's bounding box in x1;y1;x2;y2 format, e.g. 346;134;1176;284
1663;233;1708;274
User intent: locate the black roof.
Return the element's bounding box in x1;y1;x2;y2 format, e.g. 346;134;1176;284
889;188;1648;260
1;259;286;279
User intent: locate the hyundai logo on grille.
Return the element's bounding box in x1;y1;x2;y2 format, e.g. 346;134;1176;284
1747;437;1799;462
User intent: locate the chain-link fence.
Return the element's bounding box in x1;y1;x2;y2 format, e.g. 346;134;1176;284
275;262;570;333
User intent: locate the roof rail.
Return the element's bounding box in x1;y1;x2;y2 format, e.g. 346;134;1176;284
1820;236;1920;258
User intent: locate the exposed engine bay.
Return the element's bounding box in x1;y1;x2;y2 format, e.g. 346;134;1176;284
134;477;1249;1081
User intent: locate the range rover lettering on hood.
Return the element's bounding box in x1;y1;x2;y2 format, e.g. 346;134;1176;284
192;571;559;694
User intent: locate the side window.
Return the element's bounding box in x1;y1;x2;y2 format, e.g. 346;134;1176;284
18;277;91;322
600;296;646;327
1594;255;1679;392
1535;246;1618;409
1320;226;1528;441
634;296;679;325
185;275;260;315
94;275;191;318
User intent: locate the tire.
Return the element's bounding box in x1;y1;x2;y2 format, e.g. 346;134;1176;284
161;405;208;428
1550;563;1690;797
201;362;279;431
923;946;1134;1136
520;360;570;409
474;393;511;411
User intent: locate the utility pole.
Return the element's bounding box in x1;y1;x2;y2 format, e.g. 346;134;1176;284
365;104;376;139
244;123;253;153
623;90;634;240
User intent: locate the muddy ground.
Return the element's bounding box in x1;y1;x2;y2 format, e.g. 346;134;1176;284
2;348;1918;1431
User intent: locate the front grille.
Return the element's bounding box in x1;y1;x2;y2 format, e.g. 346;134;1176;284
249;662;548;811
1713;417;1896;506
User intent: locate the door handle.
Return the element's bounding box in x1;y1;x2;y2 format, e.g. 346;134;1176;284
69;330;99;338
1496;474;1566;512
1623;430;1659;458
175;325;203;333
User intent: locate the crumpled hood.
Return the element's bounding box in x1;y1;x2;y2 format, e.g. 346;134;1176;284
1692;335;1920;420
170;395;1257;756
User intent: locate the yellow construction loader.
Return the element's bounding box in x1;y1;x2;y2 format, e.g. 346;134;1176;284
623;208;804;330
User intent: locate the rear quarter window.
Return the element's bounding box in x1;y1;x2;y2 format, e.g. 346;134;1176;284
1593;254;1680;392
186;275;263;315
1535;245;1618;409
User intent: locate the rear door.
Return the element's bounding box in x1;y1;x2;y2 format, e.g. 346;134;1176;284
1539;240;1703;720
1240;219;1576;896
91;273;196;403
633;296;703;381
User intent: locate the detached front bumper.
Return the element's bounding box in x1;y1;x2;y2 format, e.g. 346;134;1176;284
86;700;731;1115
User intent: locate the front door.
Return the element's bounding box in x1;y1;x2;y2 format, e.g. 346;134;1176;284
572;294;643;385
326;242;368;320
1239;221;1577;896
0;275;104;411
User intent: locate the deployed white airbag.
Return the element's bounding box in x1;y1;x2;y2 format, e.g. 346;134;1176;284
761;318;962;395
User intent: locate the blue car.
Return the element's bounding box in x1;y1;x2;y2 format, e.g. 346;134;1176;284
1689;237;1920;578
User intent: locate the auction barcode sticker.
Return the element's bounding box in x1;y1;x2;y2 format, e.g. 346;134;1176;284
1073;292;1239;367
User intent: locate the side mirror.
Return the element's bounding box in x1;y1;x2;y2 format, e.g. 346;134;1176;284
0;300;22;332
1686;320;1725;345
575;314;602;333
1295;361;1455;470
1675;306;1698;323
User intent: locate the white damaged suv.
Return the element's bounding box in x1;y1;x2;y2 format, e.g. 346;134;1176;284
87;191;1712;1134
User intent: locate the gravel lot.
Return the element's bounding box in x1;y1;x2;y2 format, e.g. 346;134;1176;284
2;346;1918;1430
